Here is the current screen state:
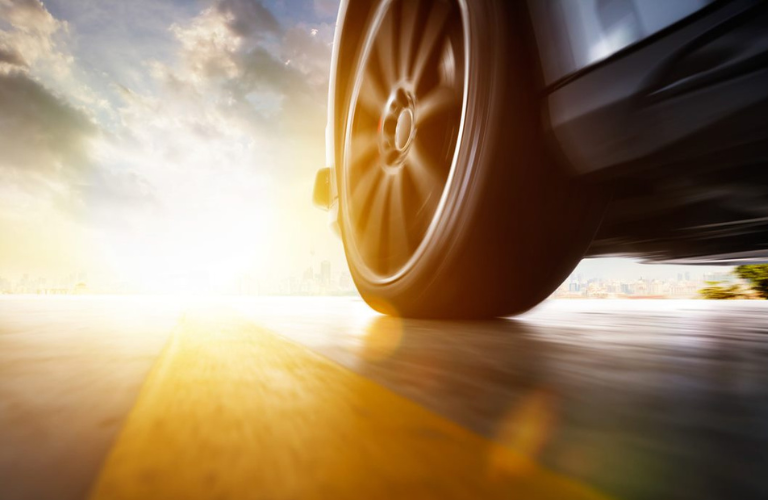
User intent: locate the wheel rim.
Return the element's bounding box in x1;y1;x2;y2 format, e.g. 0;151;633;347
342;0;468;283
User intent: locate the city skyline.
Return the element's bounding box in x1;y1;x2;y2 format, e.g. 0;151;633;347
0;257;737;298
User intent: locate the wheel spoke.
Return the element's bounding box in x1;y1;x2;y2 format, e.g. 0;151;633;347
358;77;386;117
375;10;398;88
416;85;459;127
351;162;382;210
350;130;379;168
412;1;449;86
398;0;419;81
362;176;391;259
388;173;410;259
406;140;442;202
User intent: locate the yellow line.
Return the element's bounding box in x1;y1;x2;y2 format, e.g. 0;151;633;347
90;309;610;500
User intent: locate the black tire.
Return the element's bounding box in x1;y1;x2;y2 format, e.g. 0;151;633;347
337;0;605;319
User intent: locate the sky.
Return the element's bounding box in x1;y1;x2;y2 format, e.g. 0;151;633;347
0;0;730;293
0;0;343;291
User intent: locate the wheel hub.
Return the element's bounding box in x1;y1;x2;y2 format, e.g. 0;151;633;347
380;88;416;168
395;108;414;151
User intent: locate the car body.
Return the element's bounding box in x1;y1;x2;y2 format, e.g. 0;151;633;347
314;0;768;317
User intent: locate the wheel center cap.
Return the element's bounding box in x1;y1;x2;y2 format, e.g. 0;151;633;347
394;108;414;151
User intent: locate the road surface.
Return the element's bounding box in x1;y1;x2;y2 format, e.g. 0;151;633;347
1;296;767;500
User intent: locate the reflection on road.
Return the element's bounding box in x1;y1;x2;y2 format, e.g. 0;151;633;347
1;297;767;500
91;308;607;500
234;298;768;500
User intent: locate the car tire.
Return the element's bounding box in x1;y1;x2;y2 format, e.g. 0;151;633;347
337;0;605;318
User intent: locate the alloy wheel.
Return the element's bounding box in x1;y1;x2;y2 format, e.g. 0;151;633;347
342;0;468;283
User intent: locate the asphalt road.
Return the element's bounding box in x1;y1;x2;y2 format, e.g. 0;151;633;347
1;297;767;500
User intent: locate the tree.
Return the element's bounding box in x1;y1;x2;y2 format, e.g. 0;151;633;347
698;281;747;300
735;265;768;299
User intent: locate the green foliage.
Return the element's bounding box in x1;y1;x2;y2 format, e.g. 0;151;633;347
735;265;768;299
698;281;747;300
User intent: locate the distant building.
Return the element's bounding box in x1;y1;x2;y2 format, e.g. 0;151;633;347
320;261;331;287
339;271;352;289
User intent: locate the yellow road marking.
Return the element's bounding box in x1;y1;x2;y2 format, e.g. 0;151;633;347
90;309;610;500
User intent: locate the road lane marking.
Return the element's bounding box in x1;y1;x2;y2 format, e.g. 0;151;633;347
90;309;610;500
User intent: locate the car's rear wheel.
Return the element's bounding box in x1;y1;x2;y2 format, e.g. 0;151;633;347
338;0;605;318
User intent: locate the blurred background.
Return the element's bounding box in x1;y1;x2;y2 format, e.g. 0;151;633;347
0;0;343;295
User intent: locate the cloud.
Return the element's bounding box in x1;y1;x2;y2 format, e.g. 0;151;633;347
0;71;94;178
0;0;60;36
216;0;281;38
0;1;156;224
281;22;335;85
0;1;93;222
159;0;333;178
168;1;332;92
0;0;69;78
0;46;26;66
233;46;309;95
169;7;241;81
313;0;338;19
0;69;159;229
